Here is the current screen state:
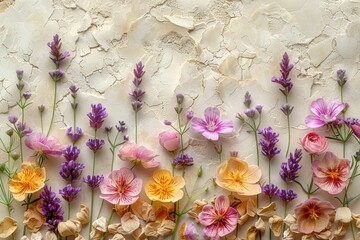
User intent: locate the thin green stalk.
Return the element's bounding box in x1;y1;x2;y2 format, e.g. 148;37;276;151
20;136;24;162
100;209;115;240
47;81;58;137
307;155;314;199
135;111;138;144
40;111;44;133
68;202;71;220
89;188;95;237
285;114;291;158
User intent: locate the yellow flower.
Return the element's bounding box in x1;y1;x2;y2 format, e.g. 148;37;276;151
216;157;261;196
8;162;46;201
145;169;185;203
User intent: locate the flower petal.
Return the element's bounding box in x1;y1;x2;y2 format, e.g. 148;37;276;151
327;100;345;118
204;107;220;124
202;131;219;141
305;115;326;128
310;98;327;116
215;195;230;215
198;206;216;226
191;117;207;133
217;120;234;135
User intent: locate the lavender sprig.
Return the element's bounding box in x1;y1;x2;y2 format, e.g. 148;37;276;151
258;127;280;160
276;189;297;203
279;149;302;183
59;184;81;202
59;160;85;182
87;104;108;130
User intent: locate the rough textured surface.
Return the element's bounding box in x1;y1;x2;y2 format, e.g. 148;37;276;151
0;0;360;238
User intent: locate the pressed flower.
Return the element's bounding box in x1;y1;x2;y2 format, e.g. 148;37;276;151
191;107;234;141
86;138;105;153
118;141;159;168
216;157;262;196
294;198;334;234
261;184;279;199
8;162;46;201
0;217;17;238
179;222;199;240
271;52;294;96
99;167;142;205
173;154;194;167
59;160;85;182
23;207;45;233
76;204;89;225
59;184;81;202
39;185;64;232
24;132;62;157
145;169;185;202
312;152;350;194
305;98;344;128
199;195;238;239
258;127;280;159
300;132;328;154
279;149;302;183
58;220;82;237
48;34;70;66
87;103;108;130
82;175;104;189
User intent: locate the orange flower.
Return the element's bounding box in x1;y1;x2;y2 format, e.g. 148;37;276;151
8;162;46;201
145;169;185;203
216;157;261;196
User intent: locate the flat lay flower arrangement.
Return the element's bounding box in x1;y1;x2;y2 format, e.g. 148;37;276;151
1;34;360;240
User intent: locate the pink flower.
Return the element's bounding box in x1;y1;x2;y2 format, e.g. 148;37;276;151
158;131;180;152
199;195;238;239
25;132;62;157
312;152;350;194
305;98;344;128
99;167;142;205
118;141;159;168
191;107;234;141
180;222;199;240
351;122;360;139
294;198;335;234
300;132;328;154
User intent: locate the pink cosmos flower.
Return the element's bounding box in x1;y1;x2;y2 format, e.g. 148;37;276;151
199;195;238;239
99;167;142;205
25;132;62;157
305;98;344;128
191;107;234;141
312;152;350;195
294;198;335;234
300;132;328;155
158;131;180;152
118;141;159;168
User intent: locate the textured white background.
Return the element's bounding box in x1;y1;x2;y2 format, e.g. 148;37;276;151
1;0;360;239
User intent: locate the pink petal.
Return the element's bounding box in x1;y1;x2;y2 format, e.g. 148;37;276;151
217;120;234;135
126;177;143;196
100;193;121;205
118;142;137;161
305;115;326;128
215;195;230;215
313;213;330;233
118;194;139;205
204;107;220;124
199;206;216;226
141;159;160;168
327;100;344;118
111;167;135;186
135;146;156;161
202;131;219;141
203;224;219;238
99;178;118;195
298;218;315;234
191;117;207;133
310;98;327;116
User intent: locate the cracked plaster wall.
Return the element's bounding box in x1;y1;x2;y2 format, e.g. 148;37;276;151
1;0;360;238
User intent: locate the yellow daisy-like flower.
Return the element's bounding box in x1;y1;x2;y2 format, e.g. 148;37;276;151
216;157;261;196
8;162;46;201
145;169;185;203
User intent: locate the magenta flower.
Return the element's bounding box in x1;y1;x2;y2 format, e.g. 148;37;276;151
99;167;142;205
198;195;238;239
25;132;62;157
118;141;159;168
191;107;234;141
305;98;344;128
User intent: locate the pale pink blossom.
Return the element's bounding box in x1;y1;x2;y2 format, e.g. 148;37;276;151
191;107;234;141
25;132;62;157
198;195;238;239
118;141;159;168
99;167;142;205
305;98;344;128
300;132;328;154
158;131;180;152
312;152;350;195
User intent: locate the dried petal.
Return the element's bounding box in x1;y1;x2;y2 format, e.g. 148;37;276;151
20;236;30;240
93;217;107;232
76;204;89;225
187;199;208;223
255;218;265;233
145;222;160;237
132;225;147;240
335;207;352;223
238;214;249;226
314;230;332;239
30;232;43;240
131;199;156;222
74;235;86;240
257;202;276;218
58;220;82;237
353;213;360;228
0;217;17;238
108;223;121;235
110;234;126;240
24;207;45;233
283;228;295;240
301;235;314;240
283;214;296;226
121;212;140;234
333;223;347;237
45;231;57;240
114;205;129;217
145;220;174;237
246;226;257;240
269;215;283;237
158;220;175;236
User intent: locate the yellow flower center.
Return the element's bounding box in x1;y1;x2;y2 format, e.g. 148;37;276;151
326;169;340;179
308;208;318;220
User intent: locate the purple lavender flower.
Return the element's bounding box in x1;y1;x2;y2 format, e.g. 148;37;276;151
337;69;347;86
130;62;146;112
271;52;294;96
82;175;104;189
255;105;263;113
59;160;85;182
244;109;256;118
87;103;108;130
115;121;127;133
48;34;70;66
280;104;294;116
133;61;145;82
22;91;31;100
59;184;81;202
176;93;184;105
66;127;83;143
258;127;280;159
164;120;172;126
49;69;64;82
62;146;80;161
186;110;194;120
8;115;18;124
276;189;297;202
16;122;32;136
262;184;279;199
131;100;143;112
280;149;302;183
39;185;64;232
174;154;194;167
16;70;24;80
243;91;251;108
69;85;79;94
86;138;105;152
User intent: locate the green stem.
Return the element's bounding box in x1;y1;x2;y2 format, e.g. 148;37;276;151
307;155;314;199
135;111;138;144
47;81;58;137
89;188;94;238
20;136;24;162
100;209;115;240
67;202;71;220
268;158;272;204
40;112;44;134
285;114;291;158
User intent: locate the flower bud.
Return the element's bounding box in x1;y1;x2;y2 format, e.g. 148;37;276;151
16;70;24;81
336;69;347;87
174;106;183;114
11;153;20;161
22;91;31;100
0;163;5;172
243;91;251;108
123;135;129;141
159;131;180;152
164;120;172;126
186;110;193;120
176;93;184;105
244;109;256;118
255;105;263;113
105;126;113;132
197;166;202;177
8;115;18;124
49;69;64;82
5;129;13;137
214;144;222;155
236;112;245;121
38;105;45;113
230;151;238;157
280;104;294;116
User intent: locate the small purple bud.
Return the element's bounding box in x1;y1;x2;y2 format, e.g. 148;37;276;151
69;85;79;94
243;91;252;108
236;112;245;121
8;115;18;124
164;120;172;126
105;126;113;132
343;102;349;113
186;110;194;120
280;104;294;116
336;69;347;87
123;135;129;141
16;70;24;80
255;105;263;113
49;69;64;82
176;93;184;105
244;109;256;118
131;100;143;112
22;91;31;100
16;82;24;91
174;106;183;114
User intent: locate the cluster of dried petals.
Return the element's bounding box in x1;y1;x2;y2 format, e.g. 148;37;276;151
257;202;277;218
236;197;257;226
144;220;175;238
187;199;208;223
131;199;156;222
58;220;82;237
45;231;57;240
353;213;360;228
121;212;140;234
153;202;175;221
269;215;283;237
0;217;17;238
90;217;107;239
76;204;89;225
110;234;126;240
114;205;129;216
23;207;45;233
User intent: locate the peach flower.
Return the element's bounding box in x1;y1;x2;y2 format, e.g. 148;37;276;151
216;157;262;196
118;141;159;168
8;162;46;201
300;132;328;154
312;152;350;194
145;169;185;202
294;198;334;234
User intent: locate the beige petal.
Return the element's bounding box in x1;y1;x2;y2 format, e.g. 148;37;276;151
110;234;126;240
269;215;283;237
132;225;147;240
20;237;30;240
314;230;332;239
0;217;17;238
90;228;104;240
24;207;44;233
257;202;276;218
158;220;175;237
121;212;140;234
335;207;352;223
74;235;86;240
30;232;43;240
144;222;161;237
255;218;265;233
333;223;347;237
76;204;90;225
93;217;107;232
283;214;296;226
283;229;295;240
353;213;360;228
108;223;121;235
238;214;249;226
44;231;57;240
114;205;129;217
246;226;257;240
301;235;314;240
187;199;208;223
131;199;156;222
58;220;82;237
